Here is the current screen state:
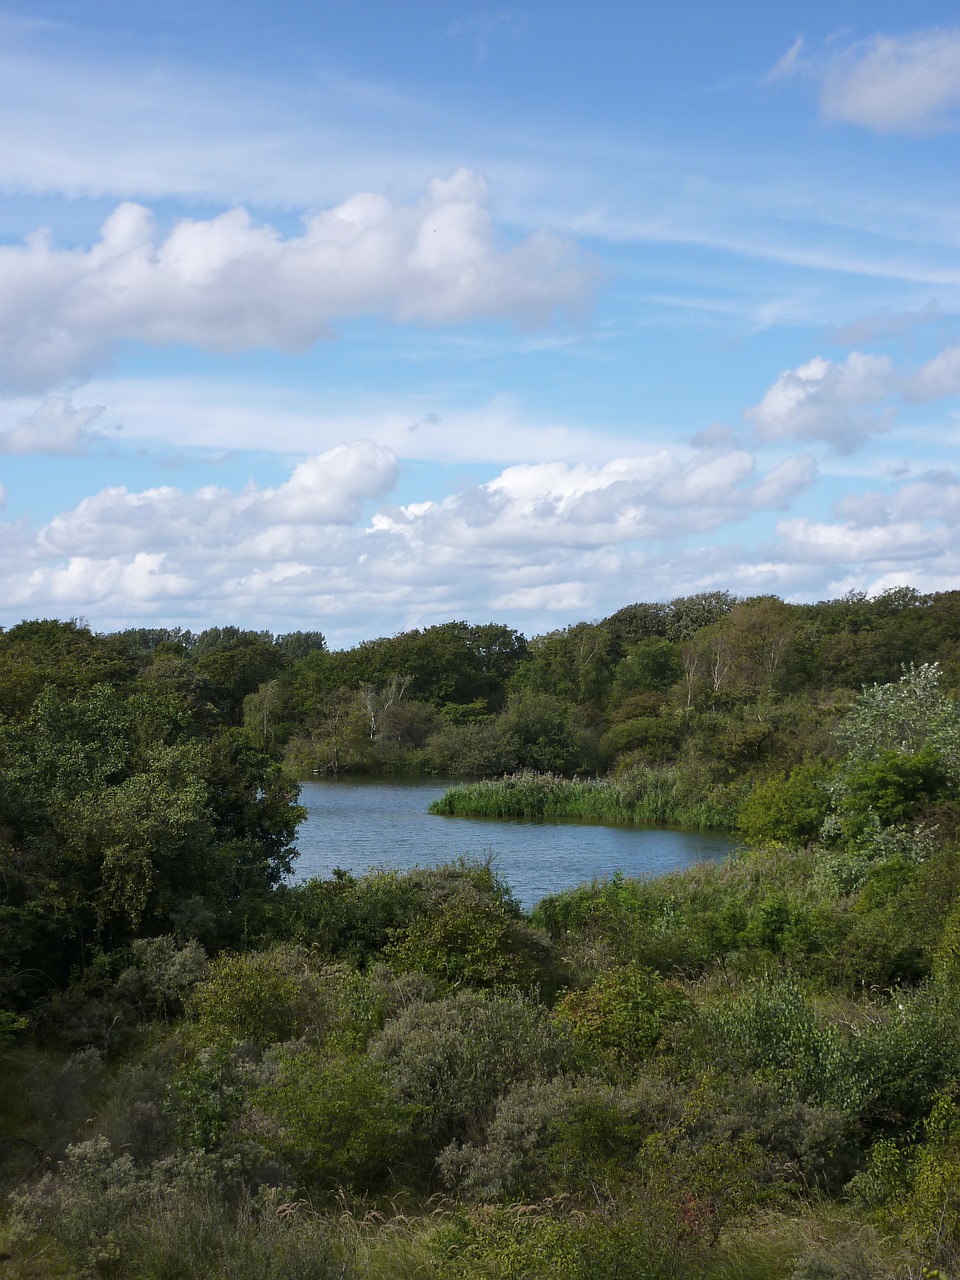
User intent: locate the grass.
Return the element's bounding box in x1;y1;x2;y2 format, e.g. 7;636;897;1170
428;770;736;830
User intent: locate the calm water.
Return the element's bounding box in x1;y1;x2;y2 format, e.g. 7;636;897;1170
292;777;736;910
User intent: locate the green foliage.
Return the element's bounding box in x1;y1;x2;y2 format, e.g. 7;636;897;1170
431;767;735;829
686;977;843;1105
369;990;574;1158
552;964;691;1067
933;897;960;988
0;677;303;1002
836;662;960;771
7;1138;352;1279
252;1041;414;1191
738;762;833;845
837;746;952;845
610;637;683;696
438;1076;654;1201
0;1009;28;1044
385;887;559;993
262;861;522;967
188;947;323;1047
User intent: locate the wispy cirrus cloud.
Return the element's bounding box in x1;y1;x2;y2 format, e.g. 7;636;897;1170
770;26;960;135
826;301;944;347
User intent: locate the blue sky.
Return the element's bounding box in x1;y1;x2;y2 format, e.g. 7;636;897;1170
2;1;960;644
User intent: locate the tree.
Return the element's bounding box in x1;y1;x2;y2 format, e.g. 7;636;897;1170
0;682;304;1004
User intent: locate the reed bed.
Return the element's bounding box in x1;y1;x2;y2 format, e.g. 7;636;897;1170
428;770;733;829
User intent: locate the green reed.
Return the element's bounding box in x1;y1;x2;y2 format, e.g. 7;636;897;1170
428;769;732;829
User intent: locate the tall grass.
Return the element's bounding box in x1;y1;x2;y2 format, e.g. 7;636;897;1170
428;769;736;830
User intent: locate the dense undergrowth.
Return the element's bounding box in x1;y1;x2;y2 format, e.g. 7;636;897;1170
6;832;960;1278
5;599;960;1276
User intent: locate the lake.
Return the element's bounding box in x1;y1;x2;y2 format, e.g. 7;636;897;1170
292;776;737;910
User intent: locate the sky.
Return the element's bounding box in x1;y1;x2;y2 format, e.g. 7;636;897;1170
2;1;960;646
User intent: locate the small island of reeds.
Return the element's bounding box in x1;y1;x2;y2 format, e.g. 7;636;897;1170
428;768;735;829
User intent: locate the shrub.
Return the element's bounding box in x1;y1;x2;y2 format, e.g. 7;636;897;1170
831;985;960;1132
682;977;843;1106
8;1138;349;1279
262;861;521;965
187;948;308;1047
737;762;833;846
251;1040;414;1193
369;990;574;1160
385;886;560;994
114;934;209;1021
838;747;953;846
438;1076;661;1201
551;963;691;1068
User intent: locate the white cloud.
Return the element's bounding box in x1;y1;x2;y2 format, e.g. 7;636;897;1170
835;471;960;527
747;454;818;509
744;352;895;450
0;396;113;455
0;439;826;641
905;345;960;402
775;516;947;565
0;172;600;393
37;441;399;559
819;29;960;134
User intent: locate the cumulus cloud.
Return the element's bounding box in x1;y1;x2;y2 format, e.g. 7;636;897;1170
0;171;600;393
775;515;947;565
0;437;825;643
744;352;895;450
904;345;960;402
372;447;816;553
819;29;960;134
38;441;399;560
7;435;959;643
0;396;113;455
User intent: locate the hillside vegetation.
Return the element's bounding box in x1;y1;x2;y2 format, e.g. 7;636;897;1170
2;591;960;1277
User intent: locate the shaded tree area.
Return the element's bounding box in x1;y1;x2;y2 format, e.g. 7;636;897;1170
0;621;307;1011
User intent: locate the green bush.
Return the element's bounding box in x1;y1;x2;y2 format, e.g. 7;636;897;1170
369;990;574;1161
8;1138;350;1279
438;1075;660;1201
187;948;310;1047
252;1040;414;1192
552;963;691;1067
831;986;960;1131
683;977;843;1106
385;886;559;993
737;762;833;846
262;861;521;965
838;747;953;846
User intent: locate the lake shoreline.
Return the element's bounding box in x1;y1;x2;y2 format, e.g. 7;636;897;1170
293;775;736;911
